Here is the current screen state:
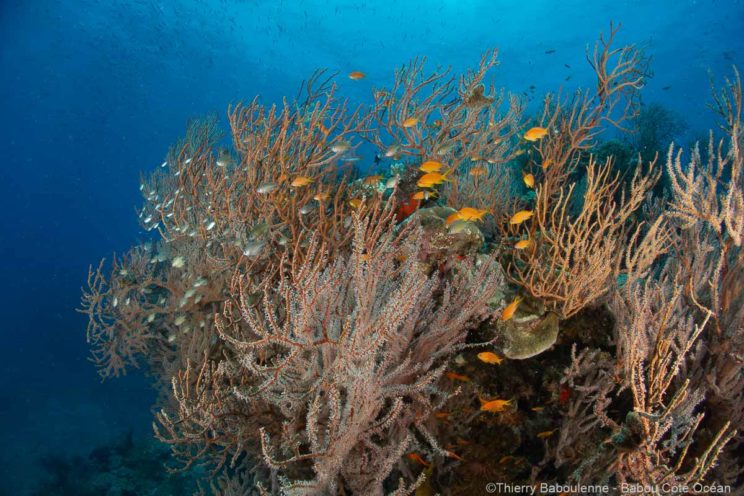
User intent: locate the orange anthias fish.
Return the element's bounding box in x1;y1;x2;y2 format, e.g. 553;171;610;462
291;176;314;187
477;352;503;365
406;452;430;467
445;450;465;461
537;429;558;439
469;166;487;177
500;297;521;321
445;371;471;382
417;171;449;188
412;190;437;201
542;159;552;170
509;210;534;225
524;126;549;141
434;411;451;420
402;116;419;128
364;175;383;185
479;396;514;413
523;173;535;188
313;192;330;202
419;160;444;173
348;71;366;80
445;212;462;225
455;207;489;222
514;238;533;250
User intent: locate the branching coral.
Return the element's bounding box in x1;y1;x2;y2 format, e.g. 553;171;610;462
156;203;503;495
509;155;663;319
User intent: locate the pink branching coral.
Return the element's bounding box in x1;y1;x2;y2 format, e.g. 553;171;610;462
153;203;503;494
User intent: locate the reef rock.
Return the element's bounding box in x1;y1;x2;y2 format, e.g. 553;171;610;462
410;206;485;265
499;311;560;360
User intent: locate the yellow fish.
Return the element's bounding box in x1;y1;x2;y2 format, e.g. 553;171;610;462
542;159;552;170
537;429;558;439
514;238;533;250
419;160;443;173
499;455;516;464
477;352;503;365
523;173;535;188
348;71;365;80
313;192;330;202
479;396;513;413
402;117;419;128
500;297;521;321
509;210;533;225
349;198;363;209
531;406;545;412
469;166;487;176
524;127;548;141
291;176;314;187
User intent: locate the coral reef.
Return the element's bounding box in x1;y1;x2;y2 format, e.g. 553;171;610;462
81;25;743;495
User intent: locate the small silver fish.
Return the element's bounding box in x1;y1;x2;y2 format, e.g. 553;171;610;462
276;233;290;246
249;221;269;239
299;203;316;215
435;142;456;156
331;141;351;154
216;149;233;167
257;182;278;194
384;176;400;189
384;144;401;158
243;240;266;257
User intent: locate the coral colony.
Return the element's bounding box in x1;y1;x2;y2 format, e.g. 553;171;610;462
81;25;743;495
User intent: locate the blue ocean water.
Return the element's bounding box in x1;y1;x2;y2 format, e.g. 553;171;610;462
0;0;742;493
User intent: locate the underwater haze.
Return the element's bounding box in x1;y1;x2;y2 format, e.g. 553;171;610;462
1;0;744;494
